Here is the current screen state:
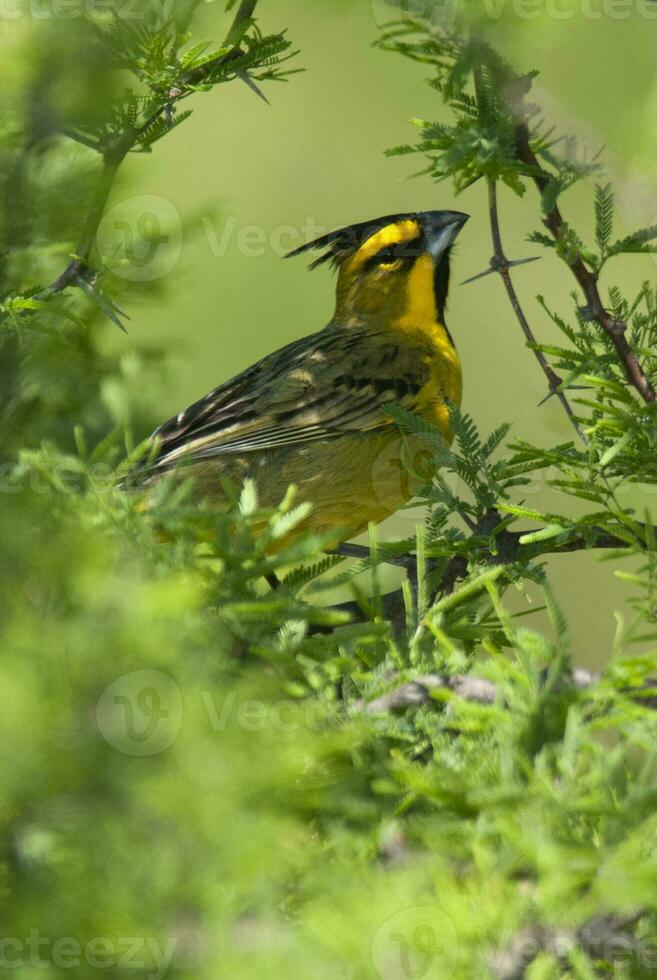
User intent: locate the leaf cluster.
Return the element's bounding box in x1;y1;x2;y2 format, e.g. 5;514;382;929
3;7;657;978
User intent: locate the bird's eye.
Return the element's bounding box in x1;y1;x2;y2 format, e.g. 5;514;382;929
374;246;403;269
377;247;397;262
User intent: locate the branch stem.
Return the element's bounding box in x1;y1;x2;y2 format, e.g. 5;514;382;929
470;60;585;441
323;517;645;631
486;178;585;441
224;0;258;47
38;0;265;307
514;120;657;404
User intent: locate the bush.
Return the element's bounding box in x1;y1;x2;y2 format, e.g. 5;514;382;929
2;3;657;978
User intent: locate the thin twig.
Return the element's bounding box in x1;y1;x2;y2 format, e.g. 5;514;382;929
513;119;657;404
35;154;123;301
330;541;417;571
470;65;585;440
487;179;585;441
223;0;258;47
38;0;266;308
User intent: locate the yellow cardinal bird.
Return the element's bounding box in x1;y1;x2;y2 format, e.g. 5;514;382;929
141;210;468;543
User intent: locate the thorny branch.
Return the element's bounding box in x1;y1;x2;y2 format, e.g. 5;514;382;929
34;0;270;323
470;65;585;440
132;0;283;142
513;117;657;405
486;179;586;441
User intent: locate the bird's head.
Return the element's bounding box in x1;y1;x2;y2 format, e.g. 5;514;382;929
287;210;469;331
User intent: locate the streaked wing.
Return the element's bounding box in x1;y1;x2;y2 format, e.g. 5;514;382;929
146;326;427;471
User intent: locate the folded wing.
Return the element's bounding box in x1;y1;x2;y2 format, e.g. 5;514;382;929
145;326;428;471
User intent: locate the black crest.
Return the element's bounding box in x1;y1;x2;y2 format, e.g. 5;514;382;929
286;212;420;271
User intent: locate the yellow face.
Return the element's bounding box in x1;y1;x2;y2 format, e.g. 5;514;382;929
335;218;425;323
287;209;468;337
332;215;464;340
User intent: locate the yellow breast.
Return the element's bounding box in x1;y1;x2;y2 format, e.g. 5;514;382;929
392;253;462;436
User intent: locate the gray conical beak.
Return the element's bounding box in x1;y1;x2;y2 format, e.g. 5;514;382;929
423;211;469;260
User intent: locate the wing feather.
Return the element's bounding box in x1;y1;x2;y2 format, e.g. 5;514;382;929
145;326;429;472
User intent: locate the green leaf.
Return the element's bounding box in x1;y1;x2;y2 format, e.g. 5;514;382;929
498;504;552;522
594;182;614;253
541;179;561;215
598;429;634;468
607;224;657;257
518;524;569;545
239;478;258;515
527;231;556;249
269;502;313;539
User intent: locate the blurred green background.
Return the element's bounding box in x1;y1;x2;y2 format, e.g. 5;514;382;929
2;5;657;975
92;0;657;666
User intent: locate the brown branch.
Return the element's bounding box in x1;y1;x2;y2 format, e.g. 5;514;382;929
514;120;657;404
322;518;642;632
221;0;258;48
354;668;657;715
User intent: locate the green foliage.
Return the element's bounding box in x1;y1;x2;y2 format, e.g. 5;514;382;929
5;434;657;978
380;10;657;570
0;0;297;459
381;31;534;195
3;3;657;979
